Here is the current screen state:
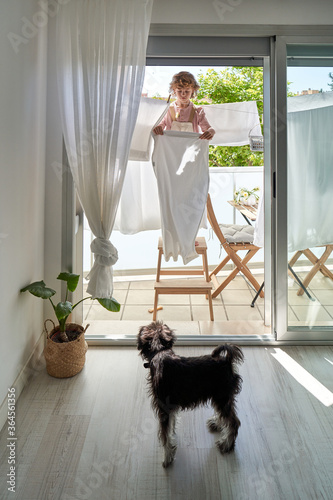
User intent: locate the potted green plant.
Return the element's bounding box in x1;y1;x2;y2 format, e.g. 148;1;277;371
21;272;120;378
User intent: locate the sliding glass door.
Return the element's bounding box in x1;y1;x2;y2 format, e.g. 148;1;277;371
76;35;274;342
275;39;333;341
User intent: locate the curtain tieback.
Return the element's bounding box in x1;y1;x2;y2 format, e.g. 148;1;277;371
90;238;118;267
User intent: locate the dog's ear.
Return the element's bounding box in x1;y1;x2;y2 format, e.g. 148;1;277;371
159;323;176;348
137;325;149;352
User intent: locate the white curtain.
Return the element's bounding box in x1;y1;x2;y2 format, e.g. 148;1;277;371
287;93;333;252
56;0;153;298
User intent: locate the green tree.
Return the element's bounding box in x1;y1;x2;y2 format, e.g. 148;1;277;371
328;72;333;90
193;67;264;167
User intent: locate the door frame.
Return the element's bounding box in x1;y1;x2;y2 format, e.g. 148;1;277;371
274;35;333;342
77;35;275;343
68;27;333;345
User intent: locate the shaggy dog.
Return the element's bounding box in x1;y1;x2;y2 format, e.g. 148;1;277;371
137;321;244;467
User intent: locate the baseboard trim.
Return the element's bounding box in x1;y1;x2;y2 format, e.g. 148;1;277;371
0;331;46;433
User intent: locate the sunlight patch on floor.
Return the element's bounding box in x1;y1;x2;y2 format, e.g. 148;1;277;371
271;348;333;407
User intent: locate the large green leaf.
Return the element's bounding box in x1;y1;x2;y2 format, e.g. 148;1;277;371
57;272;80;292
20;281;56;300
97;297;121;313
54;301;72;322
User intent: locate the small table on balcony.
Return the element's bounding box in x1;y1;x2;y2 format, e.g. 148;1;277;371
227;200;257;225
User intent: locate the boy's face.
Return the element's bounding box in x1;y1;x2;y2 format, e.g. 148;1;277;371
174;85;193;105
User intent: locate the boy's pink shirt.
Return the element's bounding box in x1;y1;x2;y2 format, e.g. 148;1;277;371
158;102;214;133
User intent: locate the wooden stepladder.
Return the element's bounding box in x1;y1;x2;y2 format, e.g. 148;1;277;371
153;236;214;321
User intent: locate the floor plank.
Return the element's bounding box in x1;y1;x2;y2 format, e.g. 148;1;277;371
0;345;332;500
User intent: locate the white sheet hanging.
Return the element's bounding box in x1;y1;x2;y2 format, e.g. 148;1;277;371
115;159;161;234
152;131;210;264
116;96;168;233
202;101;262;146
287;92;333;252
253;193;264;248
129;97;169;161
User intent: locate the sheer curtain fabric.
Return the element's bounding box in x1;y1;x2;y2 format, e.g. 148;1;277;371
56;0;153;298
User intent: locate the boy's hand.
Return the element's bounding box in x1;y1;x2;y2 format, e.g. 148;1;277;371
199;129;215;140
153;125;164;135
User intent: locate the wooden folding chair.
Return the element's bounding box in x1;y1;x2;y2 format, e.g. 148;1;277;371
288;245;333;296
206;194;264;299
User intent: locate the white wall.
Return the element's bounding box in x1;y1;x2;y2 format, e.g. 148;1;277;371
43;4;64;316
151;0;333;25
0;0;47;425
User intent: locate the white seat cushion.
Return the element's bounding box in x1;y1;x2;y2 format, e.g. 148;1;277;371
219;223;254;244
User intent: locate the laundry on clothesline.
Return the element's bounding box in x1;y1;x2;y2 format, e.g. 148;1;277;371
128;98;262;162
115;159;161;234
118;98;262;236
287;92;333;252
253;193;264;248
201;101;262;146
152;131;209;265
129;97;169;161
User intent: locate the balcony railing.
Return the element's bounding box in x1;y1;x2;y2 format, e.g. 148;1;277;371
84;166;264;275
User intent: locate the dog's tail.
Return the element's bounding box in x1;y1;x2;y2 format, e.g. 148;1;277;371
212;344;244;365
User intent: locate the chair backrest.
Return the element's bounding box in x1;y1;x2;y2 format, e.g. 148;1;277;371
206;194;227;246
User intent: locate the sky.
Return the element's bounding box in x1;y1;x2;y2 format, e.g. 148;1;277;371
287;66;332;94
142;65;333;97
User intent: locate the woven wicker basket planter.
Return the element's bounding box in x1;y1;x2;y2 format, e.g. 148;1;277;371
44;321;89;378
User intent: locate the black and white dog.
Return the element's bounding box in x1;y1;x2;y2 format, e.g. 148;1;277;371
137;321;244;467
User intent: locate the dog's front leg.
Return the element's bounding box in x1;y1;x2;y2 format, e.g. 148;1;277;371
159;410;178;468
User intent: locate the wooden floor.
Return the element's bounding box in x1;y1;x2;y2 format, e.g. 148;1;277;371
0;345;333;500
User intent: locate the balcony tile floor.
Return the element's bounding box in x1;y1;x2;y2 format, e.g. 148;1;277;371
83;269;333;338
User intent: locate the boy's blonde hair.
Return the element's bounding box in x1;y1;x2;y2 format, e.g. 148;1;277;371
169;71;200;97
